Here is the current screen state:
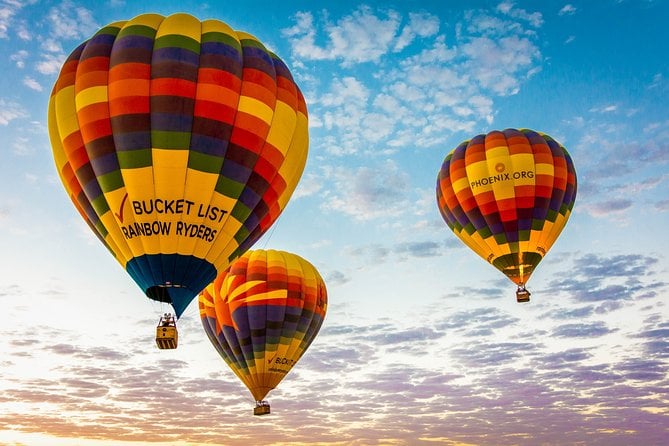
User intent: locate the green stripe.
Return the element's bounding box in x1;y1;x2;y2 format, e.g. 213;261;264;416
94;220;108;238
91;195;111;216
202;31;241;51
231;201;251;223
215;176;244;198
188;151;223;174
97;170;124;192
118;149;152;169
154;34;200;53
117;24;157;39
531;218;546;230
240;38;266;51
152;131;191;150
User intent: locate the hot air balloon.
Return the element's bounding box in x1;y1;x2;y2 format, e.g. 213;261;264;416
47;13;309;347
199;249;327;415
436;128;577;302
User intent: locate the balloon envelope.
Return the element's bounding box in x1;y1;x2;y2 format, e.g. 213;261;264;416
199;249;327;402
48;13;309;317
436;128;577;287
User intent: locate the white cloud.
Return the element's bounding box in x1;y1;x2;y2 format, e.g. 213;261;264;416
589;104;618;113
559;4;577;16
462;35;540;95
291;4;542;156
291;173;323;199
41;37;63;53
497;1;544;27
47;0;97;40
0;0;28;39
35;52;65;75
15;19;29;39
283;7;404;66
10;49;27;68
320;76;369;107
0;99;28;125
22;76;42;91
394;11;440;52
12;136;31;155
321;160;411;220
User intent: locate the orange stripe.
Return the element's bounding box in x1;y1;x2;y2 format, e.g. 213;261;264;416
81;119;112;143
151;78;197;97
109;96;150;116
109;63;150;81
193;100;236;123
241;82;275;109
109;78;150;99
233;112;269;138
198;68;241;91
195;83;239;108
77;102;109;127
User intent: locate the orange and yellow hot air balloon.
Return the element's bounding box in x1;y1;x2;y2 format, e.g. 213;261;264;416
436;128;577;302
47;13;308;324
199;249;327;415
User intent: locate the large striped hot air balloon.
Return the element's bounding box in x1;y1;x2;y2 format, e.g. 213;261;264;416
47;13;308;331
199;249;327;415
436;128;577;302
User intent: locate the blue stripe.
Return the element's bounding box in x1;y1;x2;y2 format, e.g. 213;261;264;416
126;253;217;317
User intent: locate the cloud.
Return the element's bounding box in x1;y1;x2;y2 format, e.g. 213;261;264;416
10;49;27;67
552;321;614;338
394;11;440;51
46;0;98;40
0;0;31;39
35;51;66;75
546;253;667;305
22;76;42;91
655;199;669;211
320;160;411;220
0;99;28;125
461;34;541;95
323;269;350;286
497;1;544;27
582;198;633;217
290;4;542;165
282;7;402;66
559;4;578;16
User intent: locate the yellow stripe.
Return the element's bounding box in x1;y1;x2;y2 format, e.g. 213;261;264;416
243;290;289;304
54;86;80;140
535;162;554;175
238;96;273;125
75;86;107;110
451;176;470;194
264;101;296;151
124;13;163;30
202;18;237;39
156;13;201;41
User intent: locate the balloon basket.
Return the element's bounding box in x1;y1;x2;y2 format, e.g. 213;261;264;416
516;287;531;303
156;313;178;349
254;401;270;416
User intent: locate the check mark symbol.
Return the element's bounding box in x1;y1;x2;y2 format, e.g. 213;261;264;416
115;193;129;223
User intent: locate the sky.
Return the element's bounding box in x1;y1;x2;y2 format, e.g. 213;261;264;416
0;0;668;445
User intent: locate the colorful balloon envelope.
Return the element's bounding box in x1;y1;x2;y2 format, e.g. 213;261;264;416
436;128;577;299
47;13;309;317
199;250;327;411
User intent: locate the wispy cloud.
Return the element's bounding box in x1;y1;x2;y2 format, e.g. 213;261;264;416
559;4;578;16
22;76;42;91
0;99;28;125
320;160;411;220
284;3;543;182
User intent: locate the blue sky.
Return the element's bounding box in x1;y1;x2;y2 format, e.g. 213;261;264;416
0;0;668;445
